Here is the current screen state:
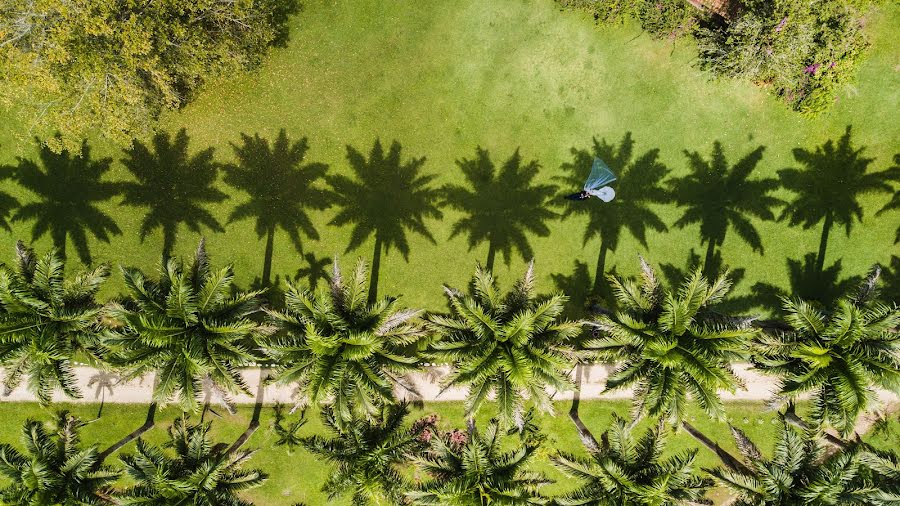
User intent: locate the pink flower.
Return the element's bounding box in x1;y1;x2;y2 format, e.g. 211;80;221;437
775;16;788;32
803;63;821;75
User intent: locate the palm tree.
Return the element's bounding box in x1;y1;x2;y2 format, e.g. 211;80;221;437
265;259;426;429
328;139;443;303
0;163;19;232
669;142;782;275
0;241;109;404
551;415;711;506
300;403;434;505
584;258;754;425
119;418;267;505
224;130;332;286
876;153;900;244
12;137;120;264
779;126;894;273
443;148;557;272
558;133;669;294
104;239;269;413
708;422;890;506
753;275;900;436
0;411;120;505
750;252;862;312
428;263;581;428
407;419;551;505
120;129;227;261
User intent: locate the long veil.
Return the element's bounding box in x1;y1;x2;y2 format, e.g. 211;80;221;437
583;157;617;191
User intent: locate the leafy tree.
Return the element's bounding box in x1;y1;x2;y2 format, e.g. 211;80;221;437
778;126;893;273
119;418;267;506
11;137;120;264
558;133;669;295
0;0;300;151
708;422;889;506
428;263;581;428
876;153;900;244
104;239;269;413
0;241;109;404
300;403;433;505
552;415;711;506
328;139;443;303
584;258;754;425
224;130;332;286
669;142;781;276
408;419;551;505
120;129;227;261
443;147;557;272
754;276;900;436
0;411;120;505
265;259;426;428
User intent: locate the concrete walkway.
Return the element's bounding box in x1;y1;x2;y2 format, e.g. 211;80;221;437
2;364;898;406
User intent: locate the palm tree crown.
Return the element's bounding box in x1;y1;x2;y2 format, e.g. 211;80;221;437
328;139;442;302
119;418;267;506
443;148;557;272
0;411;120;505
585;259;754;424
558;133;669;293
408;419;551;505
669;142;782;274
105;240;269;412
265;259;426;428
13;137;120;264
552;415;711;506
755;284;900;436
708;422;889;506
224;130;333;285
0;241;109;404
300;403;434;505
120;129;227;261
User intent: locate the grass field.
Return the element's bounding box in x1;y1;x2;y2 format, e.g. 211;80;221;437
0;400;822;505
0;0;897;312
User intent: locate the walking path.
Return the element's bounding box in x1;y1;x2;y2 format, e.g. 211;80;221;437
2;364;898;407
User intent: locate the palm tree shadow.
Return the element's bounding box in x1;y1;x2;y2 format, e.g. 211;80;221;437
551;260;594;320
876;153;900;244
556;132;670;301
120;129;227;262
442;147;558;272
295;251;332;290
224;129;332;286
750;252;862;312
669;141;782;278
778;126;893;274
12;136;120;264
659;248;755;313
0;163;19;231
328;139;443;303
878;255;900;305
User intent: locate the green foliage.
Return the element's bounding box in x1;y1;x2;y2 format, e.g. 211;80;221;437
696;0;871;114
0;411;120;505
0;241;109;404
0;0;300;152
119;417;267;506
104;239;269;413
754;273;900;436
586;258;755;424
557;0;696;40
428;263;582;428
408;418;551;505
552;415;711;506
300;403;433;505
708;421;893;505
265;259;427;429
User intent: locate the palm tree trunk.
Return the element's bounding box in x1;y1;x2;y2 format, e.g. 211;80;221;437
486;241;497;272
368;235;383;305
681;420;751;474
592;242;609;296
227;368;269;454
782;403;850;449
98;402;157;462
568;363;601;454
815;212;834;274
261;226;276;286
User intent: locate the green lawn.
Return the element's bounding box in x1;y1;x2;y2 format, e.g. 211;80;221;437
0;400;797;505
0;0;897;312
